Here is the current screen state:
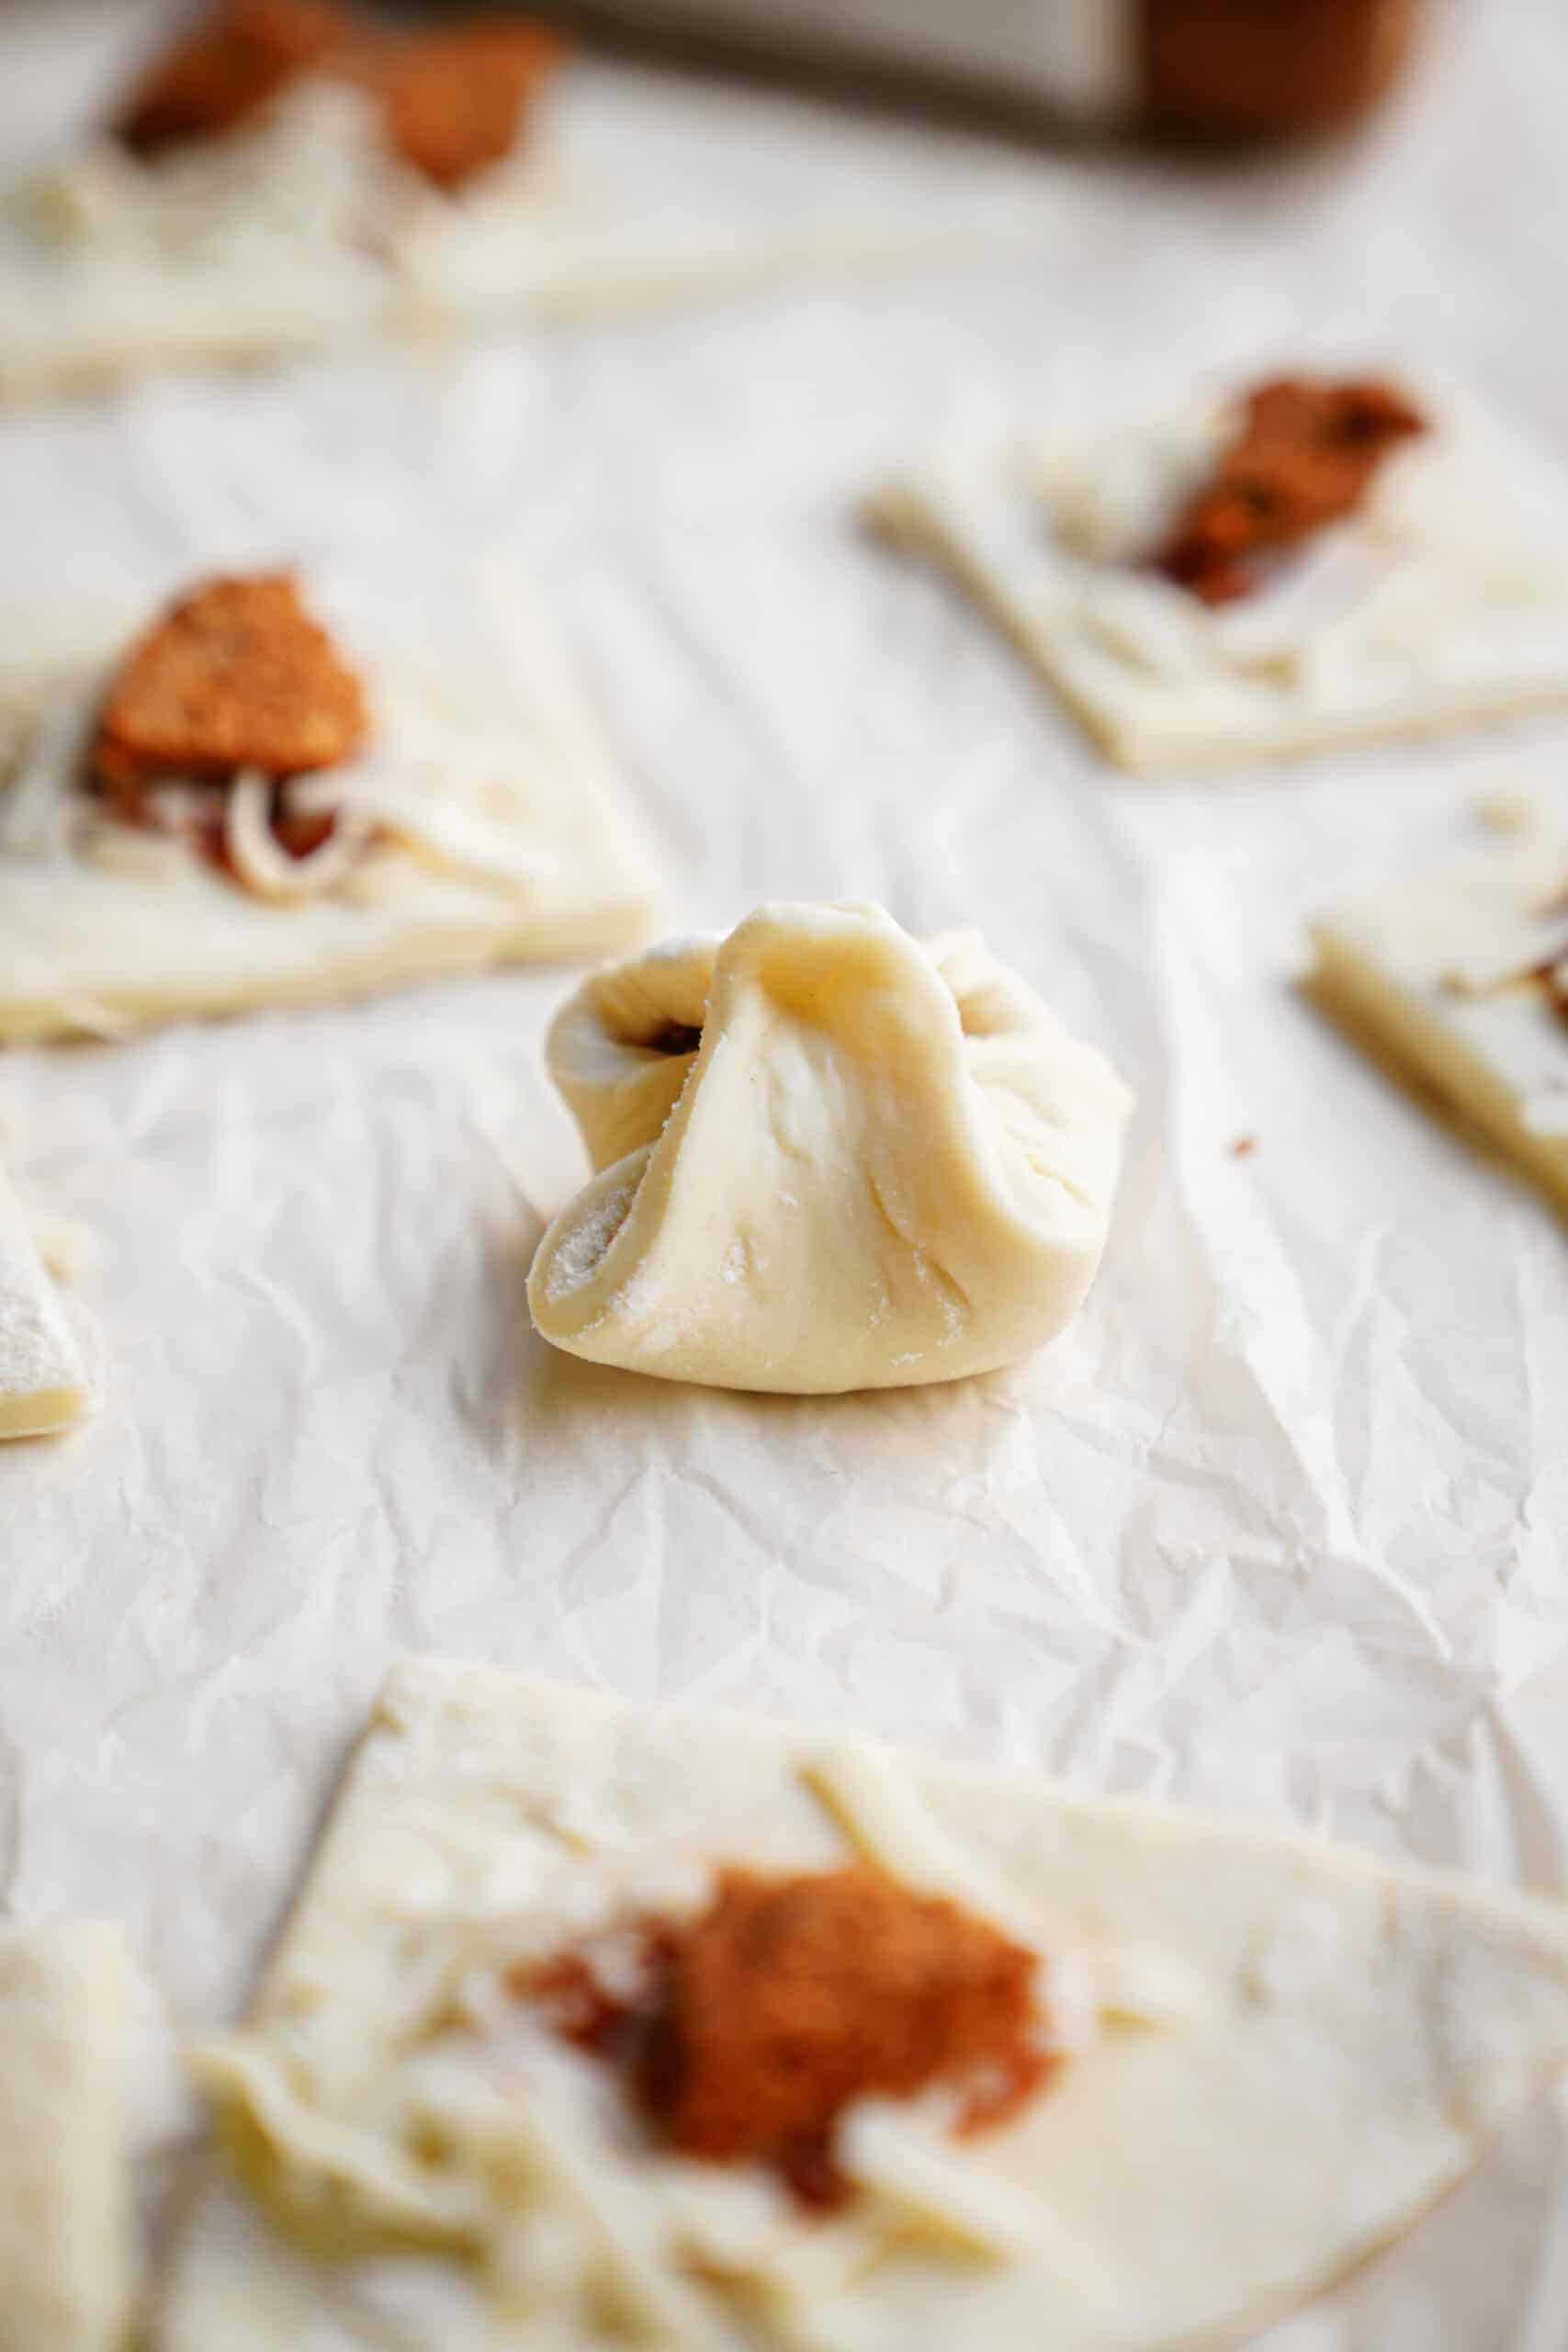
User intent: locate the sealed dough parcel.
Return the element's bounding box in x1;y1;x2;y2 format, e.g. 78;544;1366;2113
157;1658;1568;2352
0;560;657;1041
529;902;1133;1392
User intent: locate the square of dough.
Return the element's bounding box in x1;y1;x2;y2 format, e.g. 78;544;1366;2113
0;1917;133;2352
0;1159;91;1438
0;69;987;404
871;376;1568;772
156;1657;1568;2351
0;560;659;1043
1307;810;1568;1217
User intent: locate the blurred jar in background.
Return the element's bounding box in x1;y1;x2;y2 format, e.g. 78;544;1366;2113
563;0;1428;144
1139;0;1425;141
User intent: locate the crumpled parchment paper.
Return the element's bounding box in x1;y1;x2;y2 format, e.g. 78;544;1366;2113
4;1;1568;2341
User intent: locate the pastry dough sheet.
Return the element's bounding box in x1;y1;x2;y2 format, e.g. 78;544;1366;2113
0;25;1053;405
156;1661;1568;2351
6;4;1568;2348
870;383;1568;772
0;1162;91;1436
0;557;660;1041
0;1918;133;2352
1307;820;1568;1220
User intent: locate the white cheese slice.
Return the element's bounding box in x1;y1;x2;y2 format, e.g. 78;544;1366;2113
806;1734;1050;1950
834;2101;1041;2258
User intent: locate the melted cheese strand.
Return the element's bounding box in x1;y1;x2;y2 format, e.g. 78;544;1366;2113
805;1739;1048;1952
79;822;200;884
501;2096;729;2351
835;2102;1037;2260
189;2039;476;2245
291;760;555;893
739;2206;893;2320
225;772;373;904
807;1742;1191;2040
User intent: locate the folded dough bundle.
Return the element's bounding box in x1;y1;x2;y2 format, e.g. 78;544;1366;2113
528;902;1132;1393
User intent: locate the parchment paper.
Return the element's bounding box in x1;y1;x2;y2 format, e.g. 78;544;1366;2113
4;1;1568;2341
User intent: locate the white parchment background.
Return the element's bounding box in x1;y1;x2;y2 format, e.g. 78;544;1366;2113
5;1;1568;2341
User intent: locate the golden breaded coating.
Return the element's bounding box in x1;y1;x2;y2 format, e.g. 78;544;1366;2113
91;573;368;799
1151;375;1427;605
374;20;569;190
112;0;355;158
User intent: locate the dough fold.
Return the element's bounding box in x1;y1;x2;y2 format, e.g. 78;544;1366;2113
528;902;1132;1393
0;1159;91;1438
0;1917;133;2352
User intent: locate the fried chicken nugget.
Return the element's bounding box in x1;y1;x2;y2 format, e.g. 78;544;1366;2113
374;19;569;191
91;573;368;799
112;0;356;159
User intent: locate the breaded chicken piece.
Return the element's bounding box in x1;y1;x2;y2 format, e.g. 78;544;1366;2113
1151;375;1427;605
91;573;368;800
111;0;355;158
374;19;569;190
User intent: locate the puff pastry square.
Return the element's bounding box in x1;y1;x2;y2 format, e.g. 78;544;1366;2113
872;376;1568;772
0;40;983;404
0;561;658;1043
1308;809;1568;1216
0;1159;90;1438
0;1918;133;2352
157;1658;1568;2351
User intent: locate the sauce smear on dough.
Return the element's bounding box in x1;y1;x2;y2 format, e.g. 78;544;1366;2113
514;1863;1055;2211
1149;375;1427;605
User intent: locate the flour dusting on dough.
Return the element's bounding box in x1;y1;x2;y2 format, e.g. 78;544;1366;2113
0;1167;91;1436
541;1170;638;1301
